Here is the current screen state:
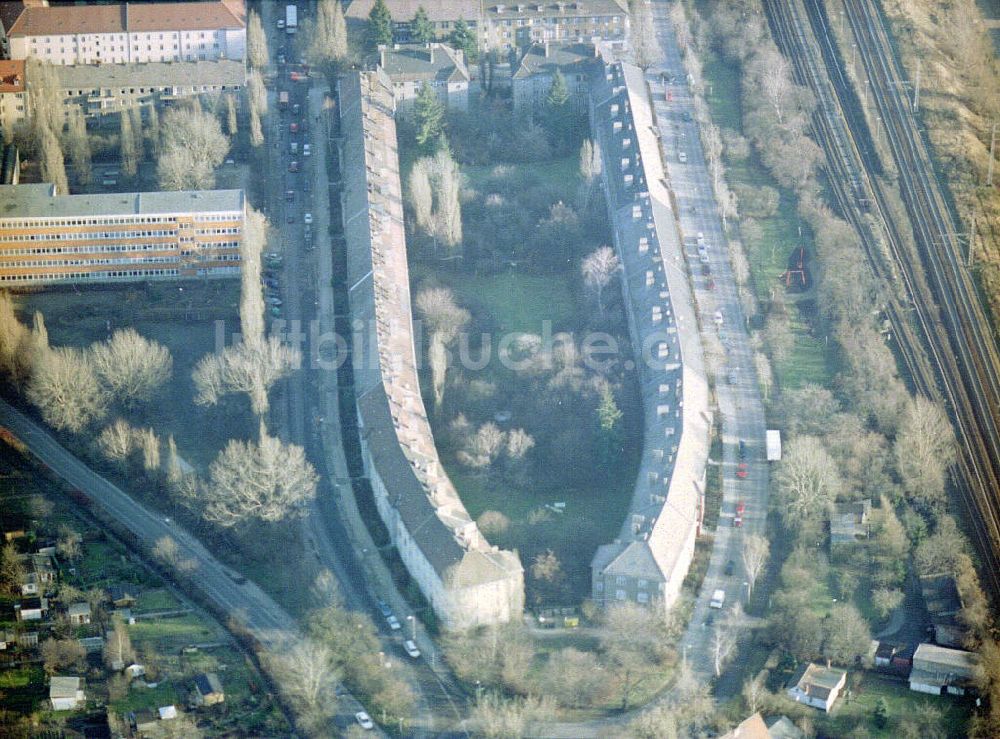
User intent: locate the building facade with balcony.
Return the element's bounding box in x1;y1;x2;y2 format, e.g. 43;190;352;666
0;184;244;285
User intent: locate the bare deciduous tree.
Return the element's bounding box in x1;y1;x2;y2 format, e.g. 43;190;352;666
25;58;63;136
103;616;135;669
430;149;462;248
135;426;160;472
0;542;24;596
742;671;769;715
601;601;672;710
120;109;138;177
472;692;555;739
157;108;229;190
193;335;299;416
742;533;770;597
41;638;86;674
0;291;34;382
203;423;318;527
56;525;82;563
530;549;562;583
894;395;957;508
28;347;106;433
240;208;268;342
266;637;338;733
505;428;535;460
152;535;198;574
247;10;270;69
91;329;172;407
774;435;843;527
415;287;469;408
63;106;92;185
629;0;659;70
224;94;238;137
477;510;510;540
38;122;68;194
249;105;264;148
541;648;604;708
247;69;268;118
581;246;621;316
303;0;349;65
712;604;744;676
407;158;434;233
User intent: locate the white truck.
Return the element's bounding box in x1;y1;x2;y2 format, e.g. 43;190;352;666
285;4;297;34
709;589;726;609
766;429;782;462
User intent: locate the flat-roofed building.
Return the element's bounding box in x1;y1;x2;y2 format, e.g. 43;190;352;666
910;643;979;696
0;58;245;134
0;0;246;65
0;184;244;285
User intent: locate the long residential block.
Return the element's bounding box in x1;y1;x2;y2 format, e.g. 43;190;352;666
0;0;246;64
345;0;628;51
0;184;243;285
589;61;710;613
338;69;524;631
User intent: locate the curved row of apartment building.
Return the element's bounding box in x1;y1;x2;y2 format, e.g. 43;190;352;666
337;69;524;631
589;61;711;613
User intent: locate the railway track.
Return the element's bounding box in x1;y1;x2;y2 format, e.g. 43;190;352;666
762;0;1000;600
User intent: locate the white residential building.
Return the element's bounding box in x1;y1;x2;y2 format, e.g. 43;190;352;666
0;0;246;65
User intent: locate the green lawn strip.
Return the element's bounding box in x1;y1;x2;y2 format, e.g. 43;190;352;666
447;270;577;336
820;672;971;737
110;681;179;715
0;666;46;714
463;156;580;203
128;614;218;650
135;588;182;613
700;47;836;389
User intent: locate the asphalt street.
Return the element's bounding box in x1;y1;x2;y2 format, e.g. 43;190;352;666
260;4;467;734
650;0;770;683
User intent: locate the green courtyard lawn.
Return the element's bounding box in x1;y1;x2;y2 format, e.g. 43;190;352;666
134;588;182;613
0;666;46;714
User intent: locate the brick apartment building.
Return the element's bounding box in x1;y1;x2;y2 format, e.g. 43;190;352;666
0;183;244;285
0;0;246;64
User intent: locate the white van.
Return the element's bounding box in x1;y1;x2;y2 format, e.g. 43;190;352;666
290;141;298;155
709;589;725;609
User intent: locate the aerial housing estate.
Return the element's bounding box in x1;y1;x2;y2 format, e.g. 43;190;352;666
589;62;710;612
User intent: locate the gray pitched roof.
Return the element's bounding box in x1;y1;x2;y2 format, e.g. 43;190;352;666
380;43;469;84
513;42;600;79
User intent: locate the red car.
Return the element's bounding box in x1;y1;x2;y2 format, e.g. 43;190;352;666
736;462;748;479
290;123;299;134
734;499;746;527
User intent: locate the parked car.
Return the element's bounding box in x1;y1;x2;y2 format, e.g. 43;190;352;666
303;143;311;157
304;213;313;225
700;263;711;276
403;640;420;658
724;560;735;576
266;296;283;306
288;161;299;173
714;310;724;326
736;462;748;480
355;711;374;730
678;151;688;163
738;439;747;459
387;615;401;631
376;599;392;618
